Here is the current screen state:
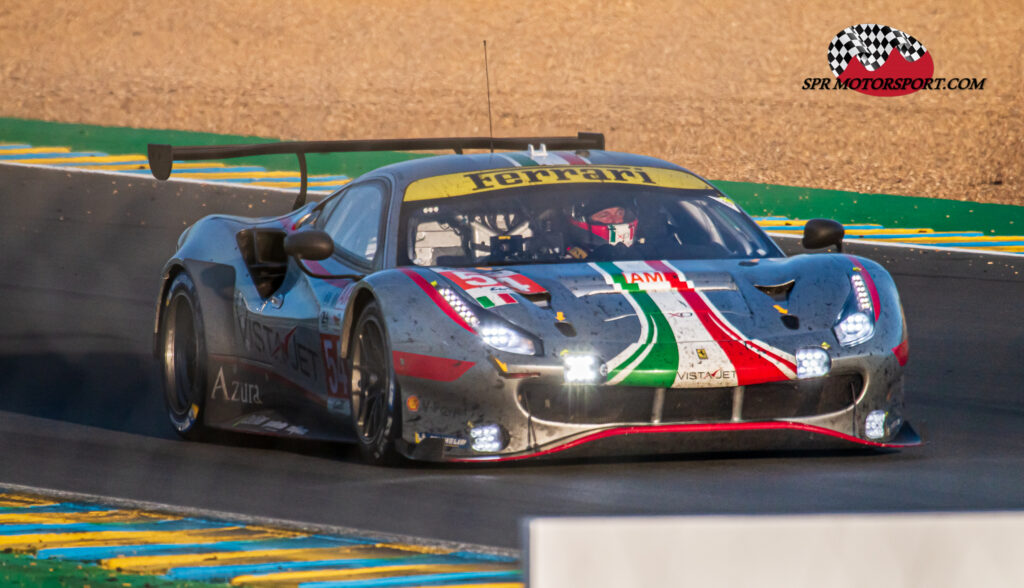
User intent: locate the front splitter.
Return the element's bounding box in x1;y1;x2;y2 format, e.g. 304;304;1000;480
439;420;921;463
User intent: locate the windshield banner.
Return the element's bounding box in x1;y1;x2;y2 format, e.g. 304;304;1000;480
405;165;710;201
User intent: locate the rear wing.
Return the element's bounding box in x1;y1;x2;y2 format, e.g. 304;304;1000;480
147;132;605;210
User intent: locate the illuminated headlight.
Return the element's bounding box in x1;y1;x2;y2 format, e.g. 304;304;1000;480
480;324;536;355
470;423;507;453
439;288;480;328
865;410;887;440
563;354;607;384
850;274;873;313
796;347;831;379
834;311;874;346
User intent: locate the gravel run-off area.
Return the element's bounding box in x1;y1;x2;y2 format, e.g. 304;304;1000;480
0;1;1020;204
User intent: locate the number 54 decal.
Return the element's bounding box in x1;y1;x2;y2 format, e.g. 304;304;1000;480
320;334;350;415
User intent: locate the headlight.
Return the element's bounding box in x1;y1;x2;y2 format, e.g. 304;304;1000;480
469;423;508;452
563;354;607;384
796;347;831;379
438;288;480;328
834;311;874;346
833;274;876;347
480;323;536;355
438;287;539;355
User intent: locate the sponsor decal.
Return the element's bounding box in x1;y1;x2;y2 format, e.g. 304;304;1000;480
802;24;984;96
678;369;737;382
417;398;469;419
404;165;710;201
413;431;468;448
613;269;694;292
237;317;319;382
319;309;344;333
319;334;350;414
210;366;263;405
696;348;708;360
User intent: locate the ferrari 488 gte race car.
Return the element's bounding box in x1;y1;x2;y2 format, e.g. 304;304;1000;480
148;133;919;464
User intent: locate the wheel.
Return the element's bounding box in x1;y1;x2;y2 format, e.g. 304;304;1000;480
159;272;208;440
349;301;403;465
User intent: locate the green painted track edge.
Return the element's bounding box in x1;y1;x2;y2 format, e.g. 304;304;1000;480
711;179;1024;238
0;551;227;588
3;117;1023;236
0;117;430;179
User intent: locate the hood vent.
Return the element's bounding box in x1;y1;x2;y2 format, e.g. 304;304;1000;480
754;280;795;302
522;291;551;308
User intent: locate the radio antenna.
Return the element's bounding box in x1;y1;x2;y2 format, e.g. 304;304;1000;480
483;40;494;153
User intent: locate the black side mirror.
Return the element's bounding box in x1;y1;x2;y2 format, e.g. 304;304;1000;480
284;229;334;260
802;218;845;252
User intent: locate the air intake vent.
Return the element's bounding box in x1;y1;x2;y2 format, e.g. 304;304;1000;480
755;280;795;302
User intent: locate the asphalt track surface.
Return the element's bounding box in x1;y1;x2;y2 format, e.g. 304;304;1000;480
1;164;1022;550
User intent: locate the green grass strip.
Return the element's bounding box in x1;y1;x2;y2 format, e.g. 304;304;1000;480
0;550;226;588
712;180;1024;238
0;117;427;179
4;117;1022;236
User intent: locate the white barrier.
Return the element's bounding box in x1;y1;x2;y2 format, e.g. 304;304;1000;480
527;512;1024;587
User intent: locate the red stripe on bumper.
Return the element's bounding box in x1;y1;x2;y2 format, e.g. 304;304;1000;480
393;350;475;382
893;339;909;366
451;421;909;462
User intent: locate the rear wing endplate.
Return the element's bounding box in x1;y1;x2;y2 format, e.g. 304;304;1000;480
147;132;605;210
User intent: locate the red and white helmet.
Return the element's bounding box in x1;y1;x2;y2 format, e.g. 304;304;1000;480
568;205;638;247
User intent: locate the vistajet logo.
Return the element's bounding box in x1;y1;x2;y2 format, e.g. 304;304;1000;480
802;24;985;96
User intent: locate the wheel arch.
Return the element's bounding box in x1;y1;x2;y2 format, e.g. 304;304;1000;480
153;261;187;358
154;259;238;358
340;287;379;360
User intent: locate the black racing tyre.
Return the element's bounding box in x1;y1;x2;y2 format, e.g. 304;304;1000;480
159;272;208;440
349;300;403;465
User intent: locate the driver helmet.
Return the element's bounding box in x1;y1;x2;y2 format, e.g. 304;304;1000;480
568;203;638;247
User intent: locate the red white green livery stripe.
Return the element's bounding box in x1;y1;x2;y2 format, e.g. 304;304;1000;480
592;260;797;387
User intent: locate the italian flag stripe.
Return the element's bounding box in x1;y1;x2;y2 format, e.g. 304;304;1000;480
505;152;538;166
596;262;677;386
650;260;796;382
557;151;589;165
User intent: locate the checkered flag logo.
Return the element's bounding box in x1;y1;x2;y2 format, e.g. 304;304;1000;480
828;24;929;77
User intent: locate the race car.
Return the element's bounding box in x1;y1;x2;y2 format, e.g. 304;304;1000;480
148;133;919;464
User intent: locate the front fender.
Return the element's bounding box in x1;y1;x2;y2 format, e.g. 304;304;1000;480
153;259;237;358
342;267;485;361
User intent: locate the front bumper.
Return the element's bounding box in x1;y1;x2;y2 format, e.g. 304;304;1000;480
396;347;916;463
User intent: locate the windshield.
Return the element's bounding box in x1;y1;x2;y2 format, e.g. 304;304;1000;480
400;177;782;268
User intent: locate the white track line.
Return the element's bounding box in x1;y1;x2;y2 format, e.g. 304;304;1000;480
0;160;335;196
3;160;1019;259
771;233;1024;260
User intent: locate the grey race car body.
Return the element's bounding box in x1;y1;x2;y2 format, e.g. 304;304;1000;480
151;134;919;464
